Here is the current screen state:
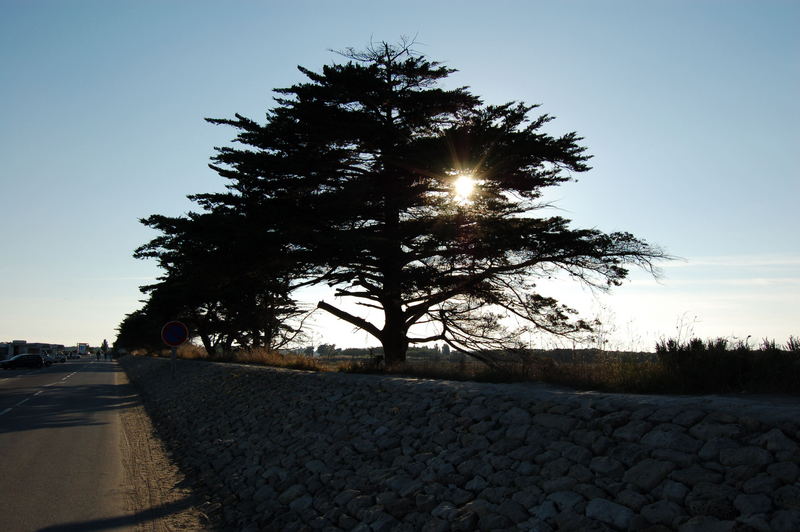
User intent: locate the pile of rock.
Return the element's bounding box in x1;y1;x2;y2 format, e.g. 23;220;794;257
120;356;800;531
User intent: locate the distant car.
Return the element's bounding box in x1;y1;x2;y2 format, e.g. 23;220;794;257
1;354;45;369
67;352;80;359
42;355;54;366
52;353;67;363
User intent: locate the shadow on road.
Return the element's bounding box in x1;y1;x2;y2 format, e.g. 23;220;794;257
0;362;138;435
0;361;78;381
0;359;114;380
36;495;201;531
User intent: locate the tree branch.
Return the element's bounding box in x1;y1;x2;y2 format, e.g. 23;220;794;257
317;300;382;340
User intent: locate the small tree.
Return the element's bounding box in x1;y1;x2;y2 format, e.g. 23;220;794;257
135;209;306;354
203;39;667;365
317;344;338;357
114;305;165;352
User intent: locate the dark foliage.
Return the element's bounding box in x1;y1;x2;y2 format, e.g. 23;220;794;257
655;337;800;393
114;305;169;351
132;208;306;354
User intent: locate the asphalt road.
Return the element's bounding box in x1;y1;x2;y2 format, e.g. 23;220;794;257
0;358;138;531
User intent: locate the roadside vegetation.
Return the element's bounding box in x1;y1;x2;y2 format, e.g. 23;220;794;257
126;335;800;396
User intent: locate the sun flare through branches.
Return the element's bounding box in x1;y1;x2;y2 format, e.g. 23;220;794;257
452;173;477;205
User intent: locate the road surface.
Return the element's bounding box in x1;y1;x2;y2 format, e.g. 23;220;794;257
0;357;204;531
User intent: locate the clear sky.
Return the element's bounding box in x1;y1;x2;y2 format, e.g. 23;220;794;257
1;0;797;350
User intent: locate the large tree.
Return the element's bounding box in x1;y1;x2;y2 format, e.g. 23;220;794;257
201;40;666;365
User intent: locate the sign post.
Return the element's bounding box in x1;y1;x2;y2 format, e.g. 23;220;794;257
161;321;189;379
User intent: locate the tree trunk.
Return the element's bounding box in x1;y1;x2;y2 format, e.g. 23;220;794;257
380;174;407;365
198;332;214;356
381;335;407;365
381;304;408;365
223;335;234;353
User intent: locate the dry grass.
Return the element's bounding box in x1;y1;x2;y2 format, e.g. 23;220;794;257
176;343;208;359
534;351;669;393
336;341;800;395
128;344;322;371
125;336;800;395
337;358;488;381
231;348;323;371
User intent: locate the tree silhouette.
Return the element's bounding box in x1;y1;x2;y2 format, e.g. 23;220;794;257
114;305;165;351
196;39;666;365
134;208;305;354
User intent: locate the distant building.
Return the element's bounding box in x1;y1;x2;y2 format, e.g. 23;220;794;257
27;343;65;355
0;340;67;359
0;340;29;359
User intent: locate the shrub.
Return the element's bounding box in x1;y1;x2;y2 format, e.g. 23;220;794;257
655;337;800;393
787;336;800;352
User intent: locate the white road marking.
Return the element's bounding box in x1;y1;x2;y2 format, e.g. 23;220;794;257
0;371;33;385
0;362;88;415
1;380;52;417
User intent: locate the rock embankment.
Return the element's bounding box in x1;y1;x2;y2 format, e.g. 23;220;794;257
120;356;800;532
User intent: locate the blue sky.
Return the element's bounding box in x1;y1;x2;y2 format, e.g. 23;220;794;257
1;0;797;349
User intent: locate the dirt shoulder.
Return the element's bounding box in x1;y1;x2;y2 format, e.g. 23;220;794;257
116;367;212;531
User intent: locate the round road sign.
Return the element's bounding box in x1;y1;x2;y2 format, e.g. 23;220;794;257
161;321;189;347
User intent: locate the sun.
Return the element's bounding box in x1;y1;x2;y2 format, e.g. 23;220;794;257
453;174;476;204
